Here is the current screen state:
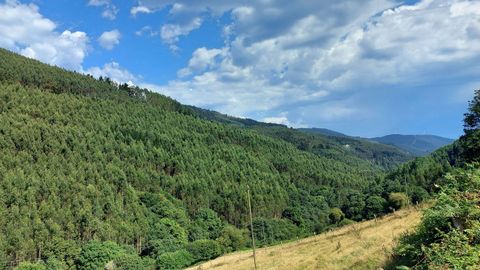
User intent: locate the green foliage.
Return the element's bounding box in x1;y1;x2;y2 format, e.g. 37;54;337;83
459;89;480;163
342;191;366;220
392;167;480;269
14;262;46;270
155;250;194;270
364;195;387;219
216;225;249;252
76;241;125;270
148;218;188;243
252;218;300;246
114;253;154;270
329;208;345;224
388;193;409;210
0;47;415;269
189;208;224;241
187;240;223;262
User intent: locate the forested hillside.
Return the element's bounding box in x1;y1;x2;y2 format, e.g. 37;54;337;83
191;107;413;170
0;48;418;269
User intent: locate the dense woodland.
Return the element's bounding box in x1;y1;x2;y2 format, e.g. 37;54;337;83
190;107;414;170
0;48;460;269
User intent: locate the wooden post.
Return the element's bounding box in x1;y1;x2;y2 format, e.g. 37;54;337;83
247;187;257;270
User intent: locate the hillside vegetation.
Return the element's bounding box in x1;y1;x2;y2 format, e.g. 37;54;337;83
0;49;424;269
387;89;480;269
191;107;413;170
187;207;422;270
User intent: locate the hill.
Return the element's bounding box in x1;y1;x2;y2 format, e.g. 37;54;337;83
370;134;454;156
187;207;422;270
191;108;414;170
0;48;419;269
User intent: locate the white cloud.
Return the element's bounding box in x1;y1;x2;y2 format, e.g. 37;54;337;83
131;6;152;16
88;0;109;6
98;29;121;50
139;0;480;126
263;116;290;126
0;1;89;70
178;47;224;77
88;0;118;20
160;17;202;51
86;62;138;84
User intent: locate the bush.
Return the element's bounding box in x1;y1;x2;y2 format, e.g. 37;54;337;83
216;225;248;252
45;258;68;270
187;239;223;262
15;262;46;270
392;167;480;269
114;253;153;270
409;186;429;204
388;192;409;210
252;218;300;246
338;218;355;226
364;195;387;219
189;208;224;241
76;241;125;270
143;238;186;257
156;249;194;270
329;208;345;224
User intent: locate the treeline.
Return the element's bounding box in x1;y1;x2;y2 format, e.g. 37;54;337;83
387;89;480;269
0;48;420;269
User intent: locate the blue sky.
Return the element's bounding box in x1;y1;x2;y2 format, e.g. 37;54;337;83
1;0;479;138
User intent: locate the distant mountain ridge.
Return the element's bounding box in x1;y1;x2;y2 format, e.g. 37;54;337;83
370;134;454;156
298;128;348;138
299;128;453;156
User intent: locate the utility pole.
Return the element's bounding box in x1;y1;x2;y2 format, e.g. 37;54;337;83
247;186;257;270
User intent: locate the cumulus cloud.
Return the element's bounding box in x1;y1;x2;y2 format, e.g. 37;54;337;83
86;62;138;84
141;0;480;131
88;0;118;20
0;1;89;70
160;17;202;51
98;29;121;50
177;47;224;77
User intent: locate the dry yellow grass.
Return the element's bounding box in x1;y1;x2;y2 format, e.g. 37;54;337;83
186;207;422;270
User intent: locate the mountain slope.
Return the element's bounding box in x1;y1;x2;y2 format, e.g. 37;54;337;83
191;107;414;170
0;48;409;269
370;134;454;156
298;127;349;138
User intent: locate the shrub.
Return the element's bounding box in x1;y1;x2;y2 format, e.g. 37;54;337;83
189;208;224;241
156;249;194;270
15;262;46;270
329;208;345;224
76;241;125;270
187;239;223;262
388;192;409;210
364;195;387;219
114;253;154;270
392;167;480;269
216;225;248;252
338;218;355;226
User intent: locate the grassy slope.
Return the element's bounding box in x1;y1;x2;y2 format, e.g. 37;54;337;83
188;207;422;270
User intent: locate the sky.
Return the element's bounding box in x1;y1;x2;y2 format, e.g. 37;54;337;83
1;0;479;138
